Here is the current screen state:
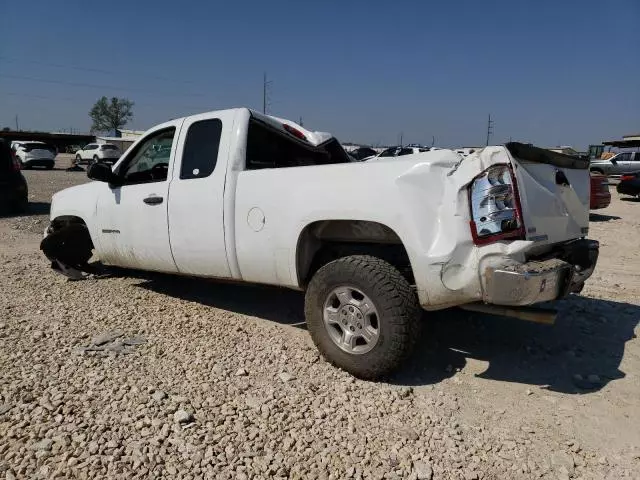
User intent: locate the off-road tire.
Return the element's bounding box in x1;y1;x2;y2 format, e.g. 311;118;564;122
305;255;420;380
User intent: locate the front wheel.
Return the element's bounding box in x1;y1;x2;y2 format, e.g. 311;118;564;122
305;255;420;380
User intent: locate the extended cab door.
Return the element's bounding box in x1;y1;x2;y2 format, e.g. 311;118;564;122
167;110;236;277
94;122;182;272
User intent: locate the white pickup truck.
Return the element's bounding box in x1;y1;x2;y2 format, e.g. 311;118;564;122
41;108;599;379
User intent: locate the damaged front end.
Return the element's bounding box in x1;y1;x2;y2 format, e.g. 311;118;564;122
41;219;99;280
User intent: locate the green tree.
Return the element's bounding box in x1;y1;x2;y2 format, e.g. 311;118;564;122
89;96;134;132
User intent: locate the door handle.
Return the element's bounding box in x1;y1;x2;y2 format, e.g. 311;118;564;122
143;195;163;205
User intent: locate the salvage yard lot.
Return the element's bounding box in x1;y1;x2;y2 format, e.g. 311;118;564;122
1;158;639;479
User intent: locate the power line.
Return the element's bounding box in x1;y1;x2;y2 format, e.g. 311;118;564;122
0;74;206;98
0;55;199;86
3;92;208;113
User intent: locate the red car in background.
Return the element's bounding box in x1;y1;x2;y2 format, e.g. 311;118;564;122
590;173;611;209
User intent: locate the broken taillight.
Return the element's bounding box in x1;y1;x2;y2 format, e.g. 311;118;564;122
469;164;524;245
283;124;307;141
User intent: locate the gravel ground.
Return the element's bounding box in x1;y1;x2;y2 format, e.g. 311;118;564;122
1;159;639;479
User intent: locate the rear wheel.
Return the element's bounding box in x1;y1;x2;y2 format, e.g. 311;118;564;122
91;155;100;165
305;255;420;380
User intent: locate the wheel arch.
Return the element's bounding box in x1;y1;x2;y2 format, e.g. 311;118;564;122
295;219;414;287
48;215;96;251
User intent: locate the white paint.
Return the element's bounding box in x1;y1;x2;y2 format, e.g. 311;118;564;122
47;108;592;311
167;110;235;277
94;119;182;272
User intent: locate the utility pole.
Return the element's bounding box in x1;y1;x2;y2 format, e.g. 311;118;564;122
486;114;494;146
15;115;19;131
262;72;272;114
399;132;403;146
299;116;303;127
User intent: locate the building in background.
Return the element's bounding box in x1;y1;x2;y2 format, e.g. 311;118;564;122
95;128;145;152
0;130;94;153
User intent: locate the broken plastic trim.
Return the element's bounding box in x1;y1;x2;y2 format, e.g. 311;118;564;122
505;142;590;170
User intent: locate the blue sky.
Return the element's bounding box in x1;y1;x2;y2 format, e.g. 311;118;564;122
1;0;638;148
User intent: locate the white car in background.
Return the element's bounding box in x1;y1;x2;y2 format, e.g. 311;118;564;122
75;143;121;165
13;141;56;169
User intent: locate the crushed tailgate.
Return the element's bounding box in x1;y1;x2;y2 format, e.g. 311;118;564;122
505;142;590;246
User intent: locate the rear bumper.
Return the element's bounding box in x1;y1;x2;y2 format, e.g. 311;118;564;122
483;239;599;306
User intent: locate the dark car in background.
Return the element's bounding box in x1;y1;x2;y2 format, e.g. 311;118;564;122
0;139;28;213
617;171;640;198
589;173;611;209
349;147;378;161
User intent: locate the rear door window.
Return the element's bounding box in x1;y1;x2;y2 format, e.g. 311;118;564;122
180;119;222;179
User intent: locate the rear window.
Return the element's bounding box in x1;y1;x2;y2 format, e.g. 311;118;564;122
101;145;119;150
246;119;350;169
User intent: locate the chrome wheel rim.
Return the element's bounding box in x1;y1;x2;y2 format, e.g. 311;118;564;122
323;286;380;354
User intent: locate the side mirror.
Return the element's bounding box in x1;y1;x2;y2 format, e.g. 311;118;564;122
88;163;119;185
611;159;617;165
